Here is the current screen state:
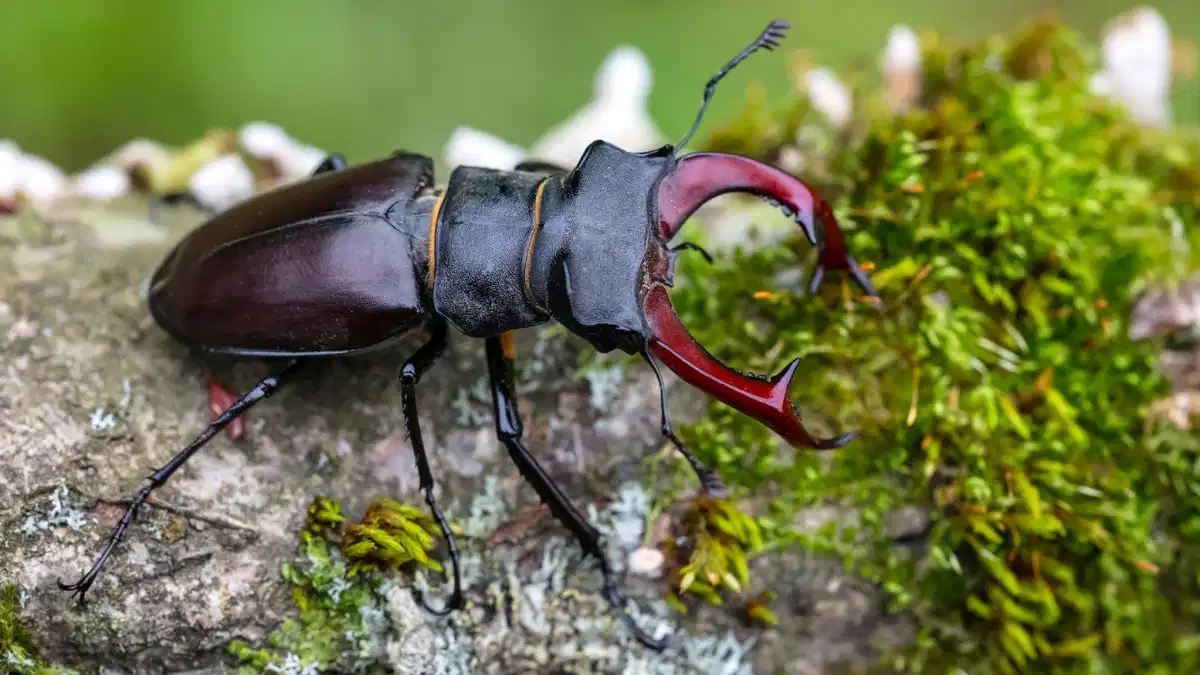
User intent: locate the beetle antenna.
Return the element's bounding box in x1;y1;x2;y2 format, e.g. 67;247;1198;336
674;19;790;152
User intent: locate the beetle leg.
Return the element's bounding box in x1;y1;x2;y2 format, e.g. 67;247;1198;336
313;153;347;174
642;351;726;498
58;360;302;604
668;241;714;264
397;318;464;615
513;159;569;174
484;334;671;651
148;191;216;225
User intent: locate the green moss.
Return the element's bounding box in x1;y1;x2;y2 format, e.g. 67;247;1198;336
662;495;763;610
228;496;416;674
656;15;1200;675
1;585;75;675
341;497;449;575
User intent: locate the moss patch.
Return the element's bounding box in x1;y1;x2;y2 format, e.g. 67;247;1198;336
1;585;74;675
639;15;1200;675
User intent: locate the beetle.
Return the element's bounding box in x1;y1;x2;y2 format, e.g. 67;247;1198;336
59;19;878;650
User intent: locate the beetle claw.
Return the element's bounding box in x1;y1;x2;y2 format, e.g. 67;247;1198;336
56;573;95;606
599;563;672;651
809;254;881;306
414;587;464;616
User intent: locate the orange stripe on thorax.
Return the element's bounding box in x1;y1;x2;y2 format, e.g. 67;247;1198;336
426;191;447;289
523;178;550;315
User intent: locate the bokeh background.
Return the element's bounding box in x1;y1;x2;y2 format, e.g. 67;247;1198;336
1;0;1197;172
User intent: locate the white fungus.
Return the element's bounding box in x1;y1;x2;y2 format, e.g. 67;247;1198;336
73;164;132;200
239;121;327;182
188;154;256;212
880;24;922;113
1090;7;1174;127
442;125;528;172
529;45;666;165
0;140;67;208
803;67;852;128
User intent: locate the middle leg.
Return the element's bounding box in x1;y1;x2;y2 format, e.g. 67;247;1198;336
398;318;464;615
484;332;669;650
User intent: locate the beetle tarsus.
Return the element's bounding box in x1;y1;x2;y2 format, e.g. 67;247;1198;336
643;351;726;498
600;557;671;650
485;336;672;651
669;241;714;265
398;319;465;615
58;362;301;605
809;254;882;306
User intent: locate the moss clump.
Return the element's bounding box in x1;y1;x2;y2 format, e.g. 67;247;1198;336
657;16;1200;675
662;495;763;611
341;497;449;575
1;585;74;675
229;495;429;674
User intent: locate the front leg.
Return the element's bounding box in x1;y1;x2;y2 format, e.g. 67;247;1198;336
397;318;463;614
642;351;725;497
484;332;670;650
59;360;302;603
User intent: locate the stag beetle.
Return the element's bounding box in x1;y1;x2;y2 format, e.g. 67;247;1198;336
59;19;878;650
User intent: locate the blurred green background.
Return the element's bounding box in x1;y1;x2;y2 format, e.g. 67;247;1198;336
1;0;1197;172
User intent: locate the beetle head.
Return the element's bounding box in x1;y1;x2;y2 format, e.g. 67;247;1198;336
641;150;869;450
629;18;878;450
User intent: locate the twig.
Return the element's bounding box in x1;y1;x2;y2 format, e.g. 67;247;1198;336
144;497;264;535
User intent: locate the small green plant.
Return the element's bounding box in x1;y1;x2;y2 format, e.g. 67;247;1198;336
663;494;763;611
229;494;445;674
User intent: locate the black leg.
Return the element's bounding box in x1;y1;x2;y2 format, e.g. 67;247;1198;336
642;352;726;498
398;319;463;615
669;241;713;264
58;360;302;603
514;159;569;174
484;333;670;651
148;191;215;225
314;153;347;174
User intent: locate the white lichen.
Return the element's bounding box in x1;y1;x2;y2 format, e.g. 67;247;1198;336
461;474;509;538
364;470;756;674
450;378;492;428
584;364;625;412
327;576;352;603
119;378;133;409
19;482;92;535
5;651;36;669
264;652;320;675
89;407;117;431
